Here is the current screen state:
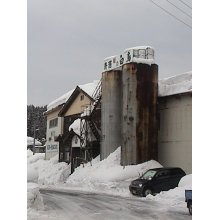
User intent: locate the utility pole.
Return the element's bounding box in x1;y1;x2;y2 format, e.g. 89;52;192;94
33;124;39;155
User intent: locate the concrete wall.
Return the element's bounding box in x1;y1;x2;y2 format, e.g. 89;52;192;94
158;93;192;174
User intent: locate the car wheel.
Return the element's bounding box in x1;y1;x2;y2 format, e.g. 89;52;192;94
188;201;192;215
143;189;152;197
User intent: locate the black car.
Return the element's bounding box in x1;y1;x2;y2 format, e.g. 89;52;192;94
129;167;186;197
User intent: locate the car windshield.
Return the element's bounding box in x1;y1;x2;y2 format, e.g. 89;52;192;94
141;170;157;180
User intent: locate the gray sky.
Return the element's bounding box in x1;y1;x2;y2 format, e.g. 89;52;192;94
27;0;192;106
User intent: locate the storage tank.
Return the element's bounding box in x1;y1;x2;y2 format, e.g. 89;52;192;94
121;46;158;165
101;56;122;160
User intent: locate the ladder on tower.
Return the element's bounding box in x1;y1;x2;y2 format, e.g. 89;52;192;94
79;79;102;163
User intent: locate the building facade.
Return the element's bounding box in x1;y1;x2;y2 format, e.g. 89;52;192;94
158;92;192;174
44;105;64;160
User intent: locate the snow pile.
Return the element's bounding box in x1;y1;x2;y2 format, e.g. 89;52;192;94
159;71;192;97
27;136;42;146
38;155;71;185
66;147;162;196
147;174;192;206
27;151;47;183
27;150;70;185
69;118;81;135
27;150;45;164
27;183;44;210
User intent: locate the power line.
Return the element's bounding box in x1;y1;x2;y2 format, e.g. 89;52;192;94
166;0;192;18
177;0;192;9
149;0;192;29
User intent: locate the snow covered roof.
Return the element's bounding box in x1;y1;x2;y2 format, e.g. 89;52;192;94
46;80;99;113
27;136;42;146
47;89;74;112
158;71;192;97
78;80;99;97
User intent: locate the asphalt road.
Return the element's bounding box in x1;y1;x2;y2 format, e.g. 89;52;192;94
30;189;192;220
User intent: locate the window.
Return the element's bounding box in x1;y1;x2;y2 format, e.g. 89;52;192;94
80;95;84;101
66;152;69;161
51;131;55;137
156;171;170;178
142;170;157;180
74;136;78;144
49;118;58;128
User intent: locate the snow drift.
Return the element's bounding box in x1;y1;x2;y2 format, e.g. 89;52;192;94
27;150;70;185
65;147;162;196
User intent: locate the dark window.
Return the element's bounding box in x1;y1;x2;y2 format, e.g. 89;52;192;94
49;118;58;128
156;170;170;178
80;95;84;101
170;168;185;176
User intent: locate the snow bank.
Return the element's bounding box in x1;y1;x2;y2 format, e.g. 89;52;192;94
27;136;42;146
179;174;192;188
38;155;71;185
27;183;44;210
66;147;162;196
159;71;192;97
27;151;70;185
147;174;192;206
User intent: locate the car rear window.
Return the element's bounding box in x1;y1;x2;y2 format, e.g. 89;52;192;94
170;169;184;176
156;170;170;178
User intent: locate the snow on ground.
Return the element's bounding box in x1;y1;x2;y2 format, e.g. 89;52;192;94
27;150;71;218
27;148;192;198
65;147;162;196
27;183;44;210
27;147;192;219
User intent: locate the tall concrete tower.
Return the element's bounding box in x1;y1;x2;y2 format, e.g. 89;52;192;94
121;61;158;165
101;56;122;159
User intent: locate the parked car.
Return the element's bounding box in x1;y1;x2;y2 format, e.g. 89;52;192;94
129;167;186;197
185;190;192;215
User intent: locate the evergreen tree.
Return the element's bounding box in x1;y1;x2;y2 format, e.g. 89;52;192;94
27;105;47;144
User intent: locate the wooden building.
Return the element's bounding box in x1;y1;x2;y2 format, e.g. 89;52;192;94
44;81;100;165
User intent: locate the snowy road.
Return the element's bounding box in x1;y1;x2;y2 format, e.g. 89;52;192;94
28;189;192;220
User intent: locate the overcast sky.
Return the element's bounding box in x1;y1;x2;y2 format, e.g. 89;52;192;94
27;0;192;106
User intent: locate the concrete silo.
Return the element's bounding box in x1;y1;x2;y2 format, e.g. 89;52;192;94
121;47;158;165
101;56;122;160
